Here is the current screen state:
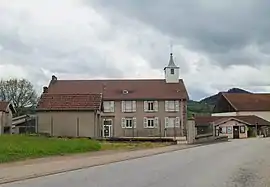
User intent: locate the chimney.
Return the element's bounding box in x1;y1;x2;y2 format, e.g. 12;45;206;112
43;86;48;93
51;75;57;84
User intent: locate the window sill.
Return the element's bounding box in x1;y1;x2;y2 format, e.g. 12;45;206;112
144;127;157;129
165;126;180;128
144;110;157;113
166;111;178;113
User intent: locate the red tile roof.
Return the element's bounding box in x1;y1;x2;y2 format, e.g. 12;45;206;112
195;115;270;126
37;94;102;111
222;93;270;111
0;101;9;112
46;79;188;100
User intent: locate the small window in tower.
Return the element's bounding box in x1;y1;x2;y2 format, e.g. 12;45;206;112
170;69;174;74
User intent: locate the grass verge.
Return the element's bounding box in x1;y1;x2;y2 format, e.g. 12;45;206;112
0;135;172;163
0;135;101;163
100;141;172;150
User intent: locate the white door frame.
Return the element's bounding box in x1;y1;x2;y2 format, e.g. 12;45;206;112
103;119;113;138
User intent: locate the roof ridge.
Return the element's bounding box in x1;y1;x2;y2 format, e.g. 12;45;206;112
55;79;184;81
221;93;239;111
42;93;102;95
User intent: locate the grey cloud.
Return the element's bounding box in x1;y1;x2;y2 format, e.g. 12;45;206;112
0;35;123;79
0;33;33;54
90;0;270;67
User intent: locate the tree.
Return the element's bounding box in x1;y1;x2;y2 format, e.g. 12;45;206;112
0;78;38;116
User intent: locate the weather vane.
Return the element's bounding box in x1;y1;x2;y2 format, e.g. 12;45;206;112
170;40;173;54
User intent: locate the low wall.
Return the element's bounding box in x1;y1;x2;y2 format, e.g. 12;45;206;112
194;134;228;144
187;120;228;144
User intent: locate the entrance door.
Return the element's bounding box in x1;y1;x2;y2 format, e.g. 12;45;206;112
233;126;240;139
103;119;112;138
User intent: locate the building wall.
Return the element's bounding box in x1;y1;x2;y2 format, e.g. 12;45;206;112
0;107;13;134
37;111;99;137
217;120;248;139
37;99;187;138
101;100;186;137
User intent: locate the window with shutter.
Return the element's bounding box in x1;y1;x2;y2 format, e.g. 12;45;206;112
144;101;156;112
154;101;158;112
154;117;159;128
104;101;114;113
121;118;125;128
143;117;148;128
121;101;125;112
165;100;179;112
133;117;137;128
146;118;154;128
125;118;133;128
144;117;158;128
122;101;136;112
110;101;115;112
165;117;169;128
165;117;178;128
103;101;110;113
175;101;179;112
168;101;175;111
165;101;169;111
125;101;132;112
148;102;154;111
175;117;180;127
144;101;148;112
132;101;136;112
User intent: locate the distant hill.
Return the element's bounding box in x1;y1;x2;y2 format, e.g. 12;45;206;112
187;88;251;118
200;88;251;105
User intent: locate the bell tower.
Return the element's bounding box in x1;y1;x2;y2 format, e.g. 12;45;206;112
164;53;180;83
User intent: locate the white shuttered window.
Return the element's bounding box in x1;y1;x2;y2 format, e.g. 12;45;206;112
122;101;136;112
144;101;158;112
165;100;180;112
144;117;159;128
103;101;114;113
165;117;180;128
121;117;137;128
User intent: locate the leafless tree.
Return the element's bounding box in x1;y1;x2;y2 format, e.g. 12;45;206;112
0;78;38;116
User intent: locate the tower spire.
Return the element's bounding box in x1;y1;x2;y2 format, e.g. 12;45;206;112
168;53;177;67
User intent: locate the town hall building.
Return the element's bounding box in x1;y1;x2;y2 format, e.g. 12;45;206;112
36;53;189;138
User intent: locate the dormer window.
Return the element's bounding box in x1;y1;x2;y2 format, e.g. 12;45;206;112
122;90;129;94
170;69;174;74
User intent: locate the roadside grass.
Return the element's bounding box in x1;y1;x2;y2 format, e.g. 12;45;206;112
0;135;101;163
0;135;173;163
100;141;172;150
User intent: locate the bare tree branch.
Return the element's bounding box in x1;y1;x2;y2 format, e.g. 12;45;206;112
0;78;38;116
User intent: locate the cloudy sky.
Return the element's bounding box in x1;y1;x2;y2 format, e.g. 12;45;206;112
0;0;270;100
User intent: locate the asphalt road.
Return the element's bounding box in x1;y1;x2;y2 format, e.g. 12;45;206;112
2;138;270;187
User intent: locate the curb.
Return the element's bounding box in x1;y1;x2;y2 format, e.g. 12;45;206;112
0;144;201;184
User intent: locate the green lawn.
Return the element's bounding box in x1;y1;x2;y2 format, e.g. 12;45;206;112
0;135;101;163
0;135;172;163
